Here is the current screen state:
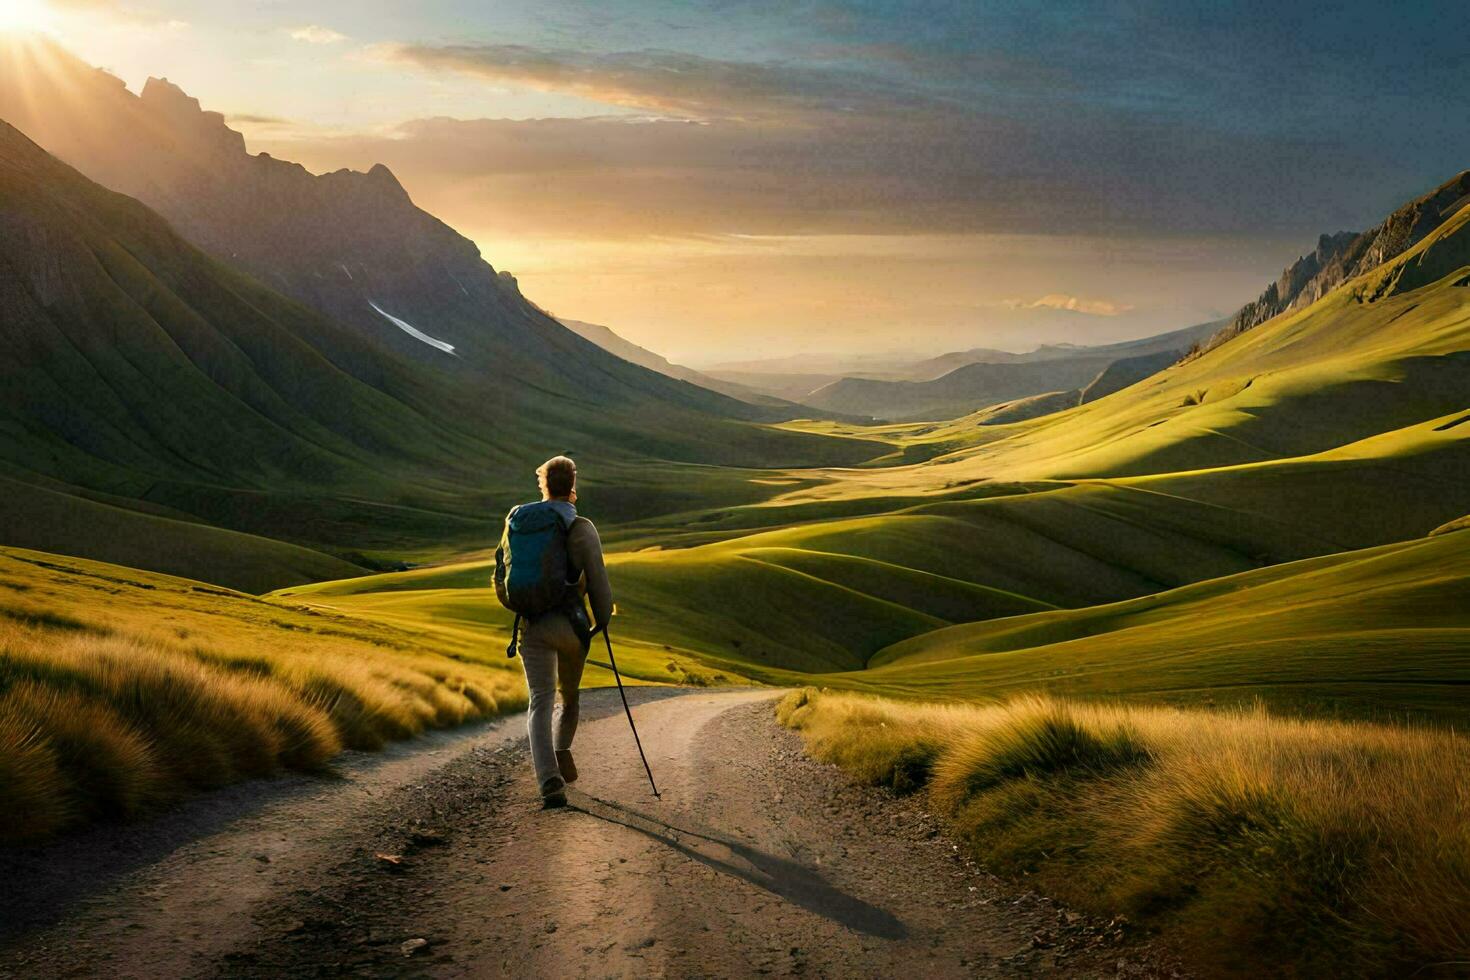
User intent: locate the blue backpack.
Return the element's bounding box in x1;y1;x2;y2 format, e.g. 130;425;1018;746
494;501;578;656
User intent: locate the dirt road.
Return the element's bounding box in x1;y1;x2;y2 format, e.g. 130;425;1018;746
0;689;1179;978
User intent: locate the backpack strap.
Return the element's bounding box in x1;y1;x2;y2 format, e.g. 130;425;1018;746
564;514;586;584
506;613;521;658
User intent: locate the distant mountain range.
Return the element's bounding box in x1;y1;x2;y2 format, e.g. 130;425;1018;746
804;355;1119;421
675;178;1469;423
671;318;1220;422
680;173;1468;424
557;319;812;411
788;320;1222;421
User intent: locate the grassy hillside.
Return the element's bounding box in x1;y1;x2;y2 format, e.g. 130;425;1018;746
778;690;1469;977
1194;171;1469;358
762;201;1470;504
0;473;364;592
290;425;1470;703
0;118;884;588
0;546;530;841
277;534;1052;678
848;527;1470;724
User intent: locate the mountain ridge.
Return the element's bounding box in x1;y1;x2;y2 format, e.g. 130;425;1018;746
0;38;814;430
0;115;882;586
1197;170;1470;356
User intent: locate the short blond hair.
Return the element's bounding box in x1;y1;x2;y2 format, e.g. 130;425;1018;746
536;455;576;499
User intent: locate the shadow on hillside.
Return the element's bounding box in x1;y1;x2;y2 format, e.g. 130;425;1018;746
572;793;908;940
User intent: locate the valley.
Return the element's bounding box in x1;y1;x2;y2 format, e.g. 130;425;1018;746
276;200;1470;722
1;33;1467;978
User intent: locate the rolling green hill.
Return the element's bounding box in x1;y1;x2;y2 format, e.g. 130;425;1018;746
847;525;1470;724
0;474;361;593
289;413;1469;686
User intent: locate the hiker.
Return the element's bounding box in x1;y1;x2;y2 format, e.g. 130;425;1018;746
494;456;612;809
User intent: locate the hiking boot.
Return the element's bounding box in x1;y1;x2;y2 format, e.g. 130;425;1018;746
540;775;568;809
556;750;578;784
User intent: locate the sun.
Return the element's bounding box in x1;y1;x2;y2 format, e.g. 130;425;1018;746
0;0;58;34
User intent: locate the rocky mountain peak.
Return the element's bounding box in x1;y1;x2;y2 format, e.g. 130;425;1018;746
0;59;503;363
364;162;409;198
139;76;246;159
139;75;195;109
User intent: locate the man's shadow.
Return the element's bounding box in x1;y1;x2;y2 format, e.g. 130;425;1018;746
569;794;907;940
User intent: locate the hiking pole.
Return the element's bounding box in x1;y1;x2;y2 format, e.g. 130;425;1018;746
602;627;660;799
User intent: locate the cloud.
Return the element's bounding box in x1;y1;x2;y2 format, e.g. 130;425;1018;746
259;114;1021;238
226;112;289;125
289;25;346;45
335;37;1423;245
371;42;929;122
1004;295;1133;317
225;110;366;143
255;106;1396;246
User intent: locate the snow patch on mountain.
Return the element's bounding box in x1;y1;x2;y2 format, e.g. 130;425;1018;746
368;300;456;355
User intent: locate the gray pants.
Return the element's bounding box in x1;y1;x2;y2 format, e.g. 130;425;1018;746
518;611;587;787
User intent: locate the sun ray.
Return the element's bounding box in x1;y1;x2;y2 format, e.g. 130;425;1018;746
0;0;58;35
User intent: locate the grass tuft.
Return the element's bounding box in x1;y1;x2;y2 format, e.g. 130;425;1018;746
0;547;530;843
933;696;1150;803
778;688;1470;977
777;687;969;793
0;710;70;840
2;680;162;821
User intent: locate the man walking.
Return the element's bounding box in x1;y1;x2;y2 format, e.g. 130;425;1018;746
495;456;613;808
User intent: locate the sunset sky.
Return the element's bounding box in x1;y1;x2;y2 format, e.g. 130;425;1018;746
11;0;1467;363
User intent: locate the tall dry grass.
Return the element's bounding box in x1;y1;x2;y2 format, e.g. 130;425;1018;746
0;617;526;842
777;689;1470;978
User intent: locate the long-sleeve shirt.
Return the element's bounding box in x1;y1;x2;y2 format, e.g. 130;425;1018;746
567;517;613;630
